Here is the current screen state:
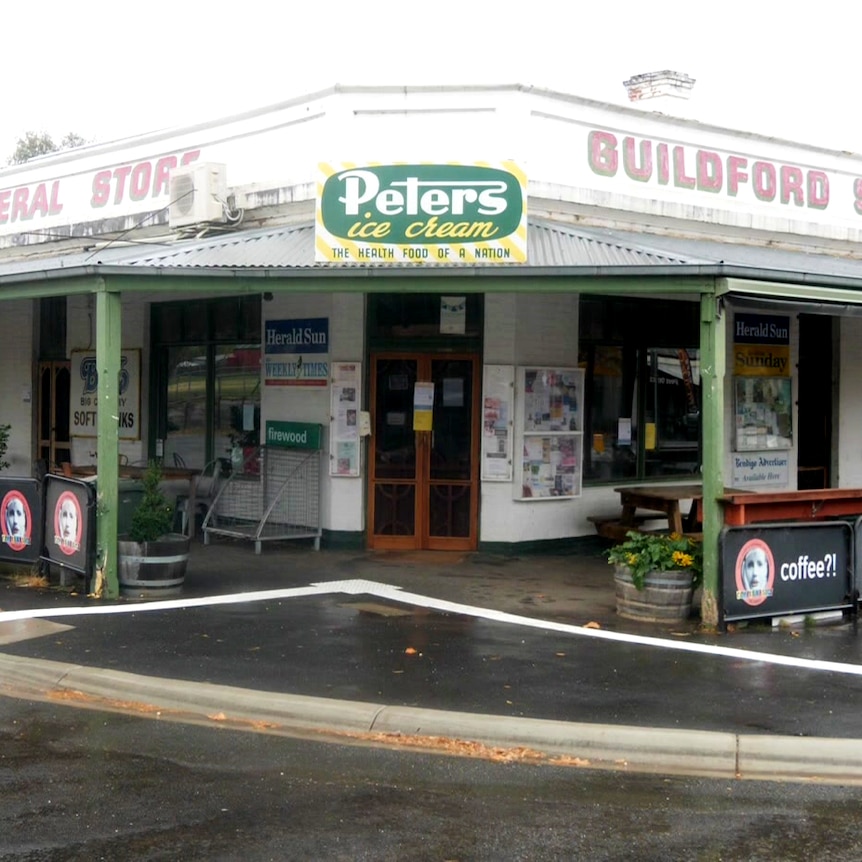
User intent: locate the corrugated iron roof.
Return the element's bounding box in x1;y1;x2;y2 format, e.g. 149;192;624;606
116;219;700;270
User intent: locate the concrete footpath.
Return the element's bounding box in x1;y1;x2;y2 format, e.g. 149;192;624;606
2;540;862;783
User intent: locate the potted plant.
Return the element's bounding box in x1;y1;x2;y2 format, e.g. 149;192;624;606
117;460;190;596
607;530;703;623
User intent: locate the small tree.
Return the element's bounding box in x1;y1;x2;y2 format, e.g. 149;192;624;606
128;461;174;542
8;130;89;165
0;424;9;471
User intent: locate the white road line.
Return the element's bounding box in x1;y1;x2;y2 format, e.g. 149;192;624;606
1;577;861;678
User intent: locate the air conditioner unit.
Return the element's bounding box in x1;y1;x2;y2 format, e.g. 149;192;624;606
169;163;227;228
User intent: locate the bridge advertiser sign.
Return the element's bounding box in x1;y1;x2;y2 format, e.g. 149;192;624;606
315;162;527;264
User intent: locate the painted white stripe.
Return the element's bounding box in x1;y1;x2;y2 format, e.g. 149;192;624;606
1;577;861;678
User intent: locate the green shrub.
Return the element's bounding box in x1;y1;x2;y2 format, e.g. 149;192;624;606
128;461;174;543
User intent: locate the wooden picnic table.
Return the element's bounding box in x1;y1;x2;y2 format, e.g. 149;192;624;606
614;483;708;535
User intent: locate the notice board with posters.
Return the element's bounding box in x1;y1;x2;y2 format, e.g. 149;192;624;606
721;522;855;622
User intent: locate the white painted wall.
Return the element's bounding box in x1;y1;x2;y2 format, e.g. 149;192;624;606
480;293;584;543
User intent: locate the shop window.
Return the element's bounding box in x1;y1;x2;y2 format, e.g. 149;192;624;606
152;296;261;468
579;297;701;484
368;294;483;347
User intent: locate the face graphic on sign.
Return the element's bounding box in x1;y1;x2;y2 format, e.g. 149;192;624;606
54;492;82;555
735;539;775;606
2;491;31;551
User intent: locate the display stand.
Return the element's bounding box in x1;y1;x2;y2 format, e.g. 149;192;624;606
202;444;322;553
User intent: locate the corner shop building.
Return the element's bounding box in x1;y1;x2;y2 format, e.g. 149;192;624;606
2;83;862;619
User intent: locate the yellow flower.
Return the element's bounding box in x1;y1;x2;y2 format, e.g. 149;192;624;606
669;532;682;541
626;552;638;566
672;551;693;567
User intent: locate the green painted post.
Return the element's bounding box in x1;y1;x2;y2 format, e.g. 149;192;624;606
95;285;122;599
699;288;726;628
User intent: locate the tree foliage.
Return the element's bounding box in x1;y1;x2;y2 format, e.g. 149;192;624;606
7;130;88;165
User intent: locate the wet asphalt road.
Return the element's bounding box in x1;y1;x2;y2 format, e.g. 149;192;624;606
3;591;862;739
3;695;862;862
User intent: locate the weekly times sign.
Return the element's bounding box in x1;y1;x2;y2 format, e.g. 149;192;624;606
315;162;527;264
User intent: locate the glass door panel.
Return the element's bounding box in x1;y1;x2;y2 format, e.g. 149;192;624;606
164;346;208;469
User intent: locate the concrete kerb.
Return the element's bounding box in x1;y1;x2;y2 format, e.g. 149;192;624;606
2;653;861;783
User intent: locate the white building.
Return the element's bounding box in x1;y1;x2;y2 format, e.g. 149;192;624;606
2;83;861;614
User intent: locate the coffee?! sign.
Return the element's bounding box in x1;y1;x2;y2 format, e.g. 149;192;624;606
315;162;527;264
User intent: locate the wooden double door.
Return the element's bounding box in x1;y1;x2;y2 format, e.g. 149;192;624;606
368;353;480;550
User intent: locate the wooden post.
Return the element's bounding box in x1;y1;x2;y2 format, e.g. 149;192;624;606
699;287;726;628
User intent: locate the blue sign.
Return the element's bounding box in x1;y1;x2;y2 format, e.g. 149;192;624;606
733;313;790;345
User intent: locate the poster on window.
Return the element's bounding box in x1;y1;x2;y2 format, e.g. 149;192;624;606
330;361;362;477
734;376;792;451
482;365;514;481
70;349;141;440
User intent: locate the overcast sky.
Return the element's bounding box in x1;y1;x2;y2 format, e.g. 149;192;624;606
1;0;855;162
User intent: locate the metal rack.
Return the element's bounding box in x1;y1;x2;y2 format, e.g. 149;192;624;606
201;446;321;553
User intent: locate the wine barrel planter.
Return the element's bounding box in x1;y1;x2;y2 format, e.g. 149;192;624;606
118;533;191;596
613;564;694;623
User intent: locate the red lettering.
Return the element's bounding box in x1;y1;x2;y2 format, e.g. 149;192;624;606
854;178;862;215
727;156;748;196
0;190;10;223
672;146;695;189
130;162;152;201
623;136;651;181
92;170;111;207
153;156;177;196
180;149;201;166
780;165;804;205
753;161;776;201
588;131;617;176
696;150;722;192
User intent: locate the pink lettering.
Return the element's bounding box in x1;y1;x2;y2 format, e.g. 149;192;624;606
657;143;669;185
49;181;62;215
0;191;9;223
753;161;776;201
780;165;804;205
91;170;111;207
697;150;722;192
153;156;177;196
672;146;695;189
11;188;28;221
727;156;748;196
623;136;651;181
588;131;618;176
807;170;828;209
130;162;152;201
29;183;48;218
180;149;201;166
112;165;132;204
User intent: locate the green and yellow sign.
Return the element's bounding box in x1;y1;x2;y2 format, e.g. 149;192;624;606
315;162;527;264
